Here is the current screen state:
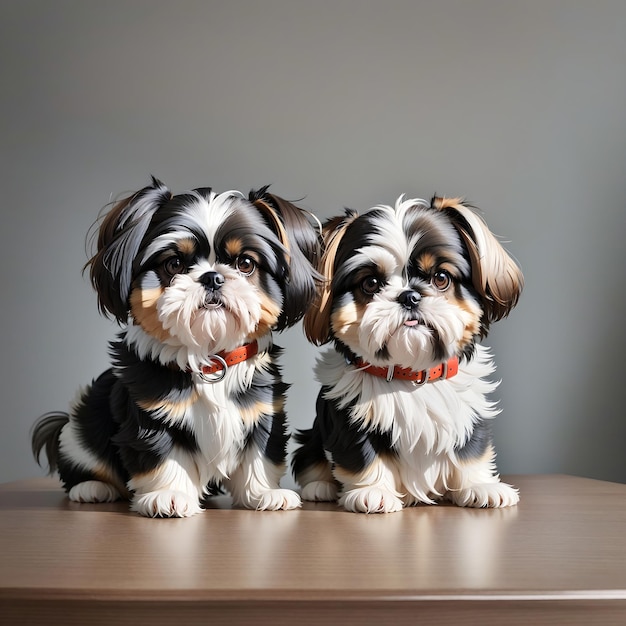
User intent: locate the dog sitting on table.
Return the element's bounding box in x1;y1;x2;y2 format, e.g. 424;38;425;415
32;178;320;517
292;195;523;513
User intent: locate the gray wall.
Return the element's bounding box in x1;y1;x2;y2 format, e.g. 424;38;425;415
2;0;625;488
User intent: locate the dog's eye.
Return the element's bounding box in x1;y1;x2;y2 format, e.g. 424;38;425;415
163;256;185;276
236;255;256;276
361;275;382;295
432;270;452;292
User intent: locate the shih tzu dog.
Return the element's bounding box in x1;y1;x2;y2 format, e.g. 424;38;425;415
32;178;320;517
292;195;523;513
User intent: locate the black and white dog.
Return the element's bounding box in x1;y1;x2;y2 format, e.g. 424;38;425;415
293;195;523;513
32;178;320;517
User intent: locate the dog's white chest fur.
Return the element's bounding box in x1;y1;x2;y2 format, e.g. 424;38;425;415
317;345;500;500
126;326;254;483
186;378;247;483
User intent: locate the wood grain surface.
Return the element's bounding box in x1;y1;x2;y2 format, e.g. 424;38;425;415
1;474;625;625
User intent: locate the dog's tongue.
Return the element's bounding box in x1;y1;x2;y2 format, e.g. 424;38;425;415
404;320;419;327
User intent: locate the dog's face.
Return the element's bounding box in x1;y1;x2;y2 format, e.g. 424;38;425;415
88;179;319;366
305;196;523;370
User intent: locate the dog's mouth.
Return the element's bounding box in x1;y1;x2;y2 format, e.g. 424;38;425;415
201;294;224;309
403;314;423;328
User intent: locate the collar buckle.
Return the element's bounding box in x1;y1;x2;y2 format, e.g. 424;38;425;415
198;354;228;383
192;340;259;383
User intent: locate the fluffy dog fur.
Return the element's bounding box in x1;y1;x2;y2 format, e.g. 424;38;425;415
292;195;523;513
32;178;320;517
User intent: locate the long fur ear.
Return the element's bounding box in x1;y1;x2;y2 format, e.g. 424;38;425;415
432;197;523;334
249;187;322;331
86;177;172;323
303;209;359;345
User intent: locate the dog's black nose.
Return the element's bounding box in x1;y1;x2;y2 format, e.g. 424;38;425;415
200;271;225;291
399;290;421;310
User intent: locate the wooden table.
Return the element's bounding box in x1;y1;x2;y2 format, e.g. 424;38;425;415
1;475;625;625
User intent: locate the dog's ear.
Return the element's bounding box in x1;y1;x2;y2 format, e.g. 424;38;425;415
432;197;523;335
86;177;172;323
249;187;322;331
303;209;359;345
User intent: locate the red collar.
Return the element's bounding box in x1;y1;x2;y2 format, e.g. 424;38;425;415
352;355;459;385
195;341;259;382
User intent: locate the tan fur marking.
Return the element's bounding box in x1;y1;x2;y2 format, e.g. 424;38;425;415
129;287;170;342
432;197;523;324
443;289;482;349
248;292;282;339
225;237;243;258
330;300;363;346
251;199;291;253
432;196;465;211
176;238;197;256
238;398;285;427
304;212;360;345
137;395;199;419
418;251;438;274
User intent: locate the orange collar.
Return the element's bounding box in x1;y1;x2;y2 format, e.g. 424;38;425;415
352;355;459;385
196;341;259;382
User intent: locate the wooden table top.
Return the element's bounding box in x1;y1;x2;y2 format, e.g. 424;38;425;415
1;474;625;625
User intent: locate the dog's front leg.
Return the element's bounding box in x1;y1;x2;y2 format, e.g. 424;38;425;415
445;446;519;508
127;447;204;517
227;443;301;511
334;455;404;514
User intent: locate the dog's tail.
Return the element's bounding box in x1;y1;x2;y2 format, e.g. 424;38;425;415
31;412;69;474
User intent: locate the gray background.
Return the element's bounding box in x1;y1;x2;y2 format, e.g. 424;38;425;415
2;0;625;489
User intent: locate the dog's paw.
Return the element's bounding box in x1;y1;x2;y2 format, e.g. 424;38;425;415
241;488;302;511
257;488;302;511
300;480;338;502
131;490;203;518
447;482;519;508
340;487;404;514
68;481;121;503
